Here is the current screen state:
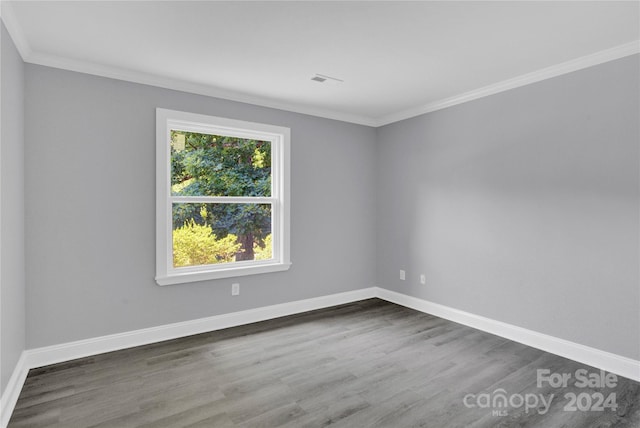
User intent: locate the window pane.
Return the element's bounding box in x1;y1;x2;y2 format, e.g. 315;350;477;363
172;203;272;268
171;130;271;197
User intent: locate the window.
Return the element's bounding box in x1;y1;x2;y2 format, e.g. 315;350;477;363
156;109;290;285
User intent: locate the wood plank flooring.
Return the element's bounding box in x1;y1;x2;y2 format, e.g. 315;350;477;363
8;299;640;427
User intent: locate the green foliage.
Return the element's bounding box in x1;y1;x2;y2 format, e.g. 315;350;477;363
170;130;271;198
254;234;272;260
173;219;242;267
170;130;272;261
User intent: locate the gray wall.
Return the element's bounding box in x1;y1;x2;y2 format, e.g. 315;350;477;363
1;22;26;394
24;65;377;348
18;49;640;361
376;55;640;360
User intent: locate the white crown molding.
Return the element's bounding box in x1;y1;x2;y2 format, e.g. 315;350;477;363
0;1;31;60
24;50;378;127
375;287;640;383
1;0;375;127
28;39;639;128
375;40;640;126
2;2;638;128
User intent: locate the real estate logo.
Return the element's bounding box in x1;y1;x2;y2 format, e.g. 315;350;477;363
462;368;618;417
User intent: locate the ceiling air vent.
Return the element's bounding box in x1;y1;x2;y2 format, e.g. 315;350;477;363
310;73;343;85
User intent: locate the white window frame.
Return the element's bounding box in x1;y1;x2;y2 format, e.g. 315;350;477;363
155;108;291;286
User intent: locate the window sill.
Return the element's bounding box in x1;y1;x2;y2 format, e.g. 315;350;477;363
156;262;292;286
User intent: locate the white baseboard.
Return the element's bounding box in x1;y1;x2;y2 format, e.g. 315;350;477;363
3;285;638;426
0;352;28;428
25;287;377;370
0;287;375;427
375;287;640;382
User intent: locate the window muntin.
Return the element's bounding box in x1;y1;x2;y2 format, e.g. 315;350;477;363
156;109;290;285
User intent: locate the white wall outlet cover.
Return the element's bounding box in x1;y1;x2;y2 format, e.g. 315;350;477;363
400;270;406;280
420;275;426;284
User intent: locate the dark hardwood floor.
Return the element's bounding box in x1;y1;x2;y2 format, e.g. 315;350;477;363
8;299;640;427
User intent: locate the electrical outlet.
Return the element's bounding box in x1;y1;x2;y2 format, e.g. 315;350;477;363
232;283;240;296
420;274;426;285
400;270;406;280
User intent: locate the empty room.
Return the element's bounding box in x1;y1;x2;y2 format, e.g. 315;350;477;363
1;1;639;427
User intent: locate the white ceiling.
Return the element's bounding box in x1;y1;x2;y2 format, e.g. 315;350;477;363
3;1;639;126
